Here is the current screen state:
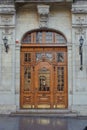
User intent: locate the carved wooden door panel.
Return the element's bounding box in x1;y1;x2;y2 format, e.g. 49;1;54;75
20;51;34;109
53;51;67;108
34;62;53;108
54;66;67;108
20;47;67;109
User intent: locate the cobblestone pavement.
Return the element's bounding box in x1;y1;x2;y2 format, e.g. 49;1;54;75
0;116;87;130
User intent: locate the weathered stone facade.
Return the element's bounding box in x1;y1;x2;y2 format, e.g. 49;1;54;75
0;0;87;115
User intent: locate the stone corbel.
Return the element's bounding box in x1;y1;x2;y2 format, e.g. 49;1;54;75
37;5;50;28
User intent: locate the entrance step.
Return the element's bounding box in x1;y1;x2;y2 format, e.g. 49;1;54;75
11;109;78;117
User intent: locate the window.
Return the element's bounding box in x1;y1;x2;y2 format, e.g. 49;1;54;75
22;30;66;44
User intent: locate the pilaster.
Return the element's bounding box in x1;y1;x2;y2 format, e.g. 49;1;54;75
0;3;16;113
67;44;73;110
72;2;87;114
15;43;21;109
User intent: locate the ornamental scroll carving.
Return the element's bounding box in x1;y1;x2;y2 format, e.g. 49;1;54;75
37;5;50;28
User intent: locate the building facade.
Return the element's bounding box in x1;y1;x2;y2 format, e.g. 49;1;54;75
0;0;87;115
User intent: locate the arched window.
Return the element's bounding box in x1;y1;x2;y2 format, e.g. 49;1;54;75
22;30;67;44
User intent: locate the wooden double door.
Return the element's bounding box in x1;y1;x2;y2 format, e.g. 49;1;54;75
20;47;67;109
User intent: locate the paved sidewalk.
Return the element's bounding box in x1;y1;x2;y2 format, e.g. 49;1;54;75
0;116;87;130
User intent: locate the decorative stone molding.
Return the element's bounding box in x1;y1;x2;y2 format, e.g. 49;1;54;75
72;15;87;26
0;15;14;26
72;3;87;37
1;15;12;23
37;5;50;28
0;0;14;4
72;8;87;14
72;5;87;14
0;5;15;14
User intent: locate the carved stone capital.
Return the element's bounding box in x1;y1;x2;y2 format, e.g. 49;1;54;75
37;5;50;28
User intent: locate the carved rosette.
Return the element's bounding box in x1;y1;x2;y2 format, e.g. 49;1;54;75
37;5;50;28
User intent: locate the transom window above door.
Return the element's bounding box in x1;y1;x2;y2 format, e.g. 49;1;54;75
22;30;67;44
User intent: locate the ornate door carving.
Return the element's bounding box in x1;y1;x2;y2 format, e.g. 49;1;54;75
20;52;33;108
34;62;53;108
20;47;67;109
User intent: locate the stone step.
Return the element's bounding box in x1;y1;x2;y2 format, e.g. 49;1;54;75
11;109;78;117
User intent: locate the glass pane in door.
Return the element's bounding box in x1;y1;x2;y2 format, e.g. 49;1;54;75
57;67;64;91
24;66;31;91
38;67;50;91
